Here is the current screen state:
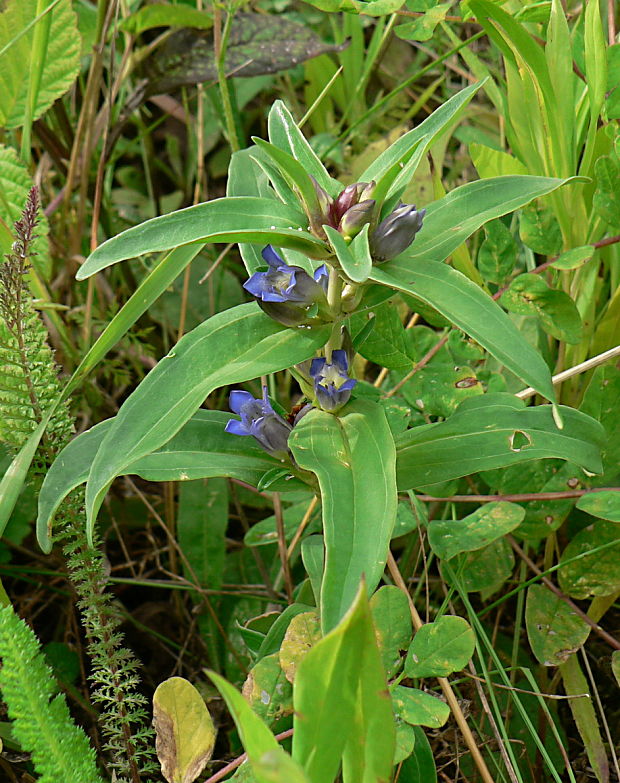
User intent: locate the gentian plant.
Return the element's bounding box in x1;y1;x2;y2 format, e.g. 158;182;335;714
30;88;606;783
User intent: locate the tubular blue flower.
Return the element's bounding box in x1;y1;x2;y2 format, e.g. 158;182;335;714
243;246;329;326
370;204;426;263
310;350;357;412
225;387;292;459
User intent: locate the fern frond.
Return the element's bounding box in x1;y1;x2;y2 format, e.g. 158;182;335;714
0;606;104;783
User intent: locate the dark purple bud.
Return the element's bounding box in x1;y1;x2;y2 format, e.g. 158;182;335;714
225;387;292;458
338;199;376;239
370;204;426;263
244;246;328;326
310;349;357;412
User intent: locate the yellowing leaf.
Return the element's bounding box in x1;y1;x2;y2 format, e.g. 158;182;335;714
153;676;216;783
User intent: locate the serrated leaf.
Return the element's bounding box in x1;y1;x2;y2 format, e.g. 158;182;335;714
392;686;450;729
0;145;50;278
525;585;590;666
153;677;216;783
405;616;475;678
428;502;525;561
0;0;80;128
576;491;620;522
500;273;583;344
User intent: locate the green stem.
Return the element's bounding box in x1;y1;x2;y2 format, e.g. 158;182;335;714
325;267;343;361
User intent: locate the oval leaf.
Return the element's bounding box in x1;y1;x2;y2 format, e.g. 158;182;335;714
576;490;620;522
525;585;590;666
392;686;450;729
153;677;216;783
405;616;475;678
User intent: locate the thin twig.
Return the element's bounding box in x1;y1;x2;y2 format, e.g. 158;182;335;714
384;331;449;398
273;493;293;604
414;488;620;503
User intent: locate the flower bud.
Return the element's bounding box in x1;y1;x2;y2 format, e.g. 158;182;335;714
225;387;292;459
338;199;376;239
370;204;426;263
310;349;357;412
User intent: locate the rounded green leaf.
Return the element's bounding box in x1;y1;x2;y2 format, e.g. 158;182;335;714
153;677;216;783
558;520;620;599
428;502;525;561
392;686;450;729
370;586;413;678
525;585;590;666
278;611;321;684
405;616;475;678
576;490;620;522
242;654;293;724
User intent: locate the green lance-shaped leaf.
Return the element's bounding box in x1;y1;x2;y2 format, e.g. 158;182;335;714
37;410;294;551
289;399;398;633
267;101;341;198
360;81;484;197
404;616;475;678
292;585;394;783
323;224;372;283
83;304;330;542
153;677;216;783
576;490;620;522
399;726;437;783
77;197;329;279
392;686;450;729
207;671;299;783
395;394;604;490
383;175;584;271
525;585;590;667
427;502;525;561
371;260;557;403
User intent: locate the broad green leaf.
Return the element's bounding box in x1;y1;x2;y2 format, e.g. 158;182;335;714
593;155;620;230
349;300;414;371
443;538;514;594
178;478;228;591
289;400;397;632
396;395;603;490
477;219;517;285
84;305;330;541
398;727;437;783
77;198;329;278
292;586;394;783
36;410;290;551
394;721;416;765
0;0;80;128
580;366;620;482
207;671;281;783
470;143;528;178
519;202;563;256
559;655;609;783
267;101;341;198
324;224;373;284
370;586;413;678
392;686;450;729
258;603;316;660
360;81;483;192
395;2;452;42
120;4;212;34
253;750;311;783
279;611;321;684
576;491;620;522
301;536;324;608
558;520;620;599
405;616;475;678
242;654;293;724
551;245;595;270
427;502;525;561
394;362;483;419
584;0;607;119
153;677;215;783
371;261;557;401
525;585;590;666
545;0;575;172
387;175;580;271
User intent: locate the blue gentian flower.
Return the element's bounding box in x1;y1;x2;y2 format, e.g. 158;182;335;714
244;246;328;326
310;350;357;412
370;204;426;263
225;386;292;459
